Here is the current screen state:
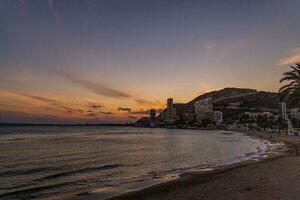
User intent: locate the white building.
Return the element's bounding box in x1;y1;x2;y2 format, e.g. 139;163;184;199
280;102;288;120
213;111;223;124
194;97;213;123
244;111;273;119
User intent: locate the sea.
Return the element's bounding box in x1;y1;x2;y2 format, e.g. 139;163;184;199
0;126;276;200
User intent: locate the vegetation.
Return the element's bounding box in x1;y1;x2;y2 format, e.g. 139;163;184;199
279;63;300;108
201;118;215;127
256;115;273;129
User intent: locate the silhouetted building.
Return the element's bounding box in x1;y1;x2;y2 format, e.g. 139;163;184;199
134;117;150;126
150;109;156;121
167;98;173;119
165;98;176;124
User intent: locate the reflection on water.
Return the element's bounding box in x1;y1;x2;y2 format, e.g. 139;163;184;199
0;126;267;199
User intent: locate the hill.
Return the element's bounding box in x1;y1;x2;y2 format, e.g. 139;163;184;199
157;87;280;123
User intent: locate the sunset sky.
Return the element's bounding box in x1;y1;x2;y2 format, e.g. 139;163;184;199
1;0;300;123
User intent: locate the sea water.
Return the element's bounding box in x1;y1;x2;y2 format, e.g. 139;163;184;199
0;126;269;200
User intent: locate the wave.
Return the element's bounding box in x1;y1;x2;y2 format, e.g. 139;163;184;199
41;164;124;181
0;166;49;177
0;164;125;199
0;180;74;200
0;163;124;181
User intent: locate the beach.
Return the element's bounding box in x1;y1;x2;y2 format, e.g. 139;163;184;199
1;126;299;200
2;126;272;200
70;133;300;200
107;134;300;200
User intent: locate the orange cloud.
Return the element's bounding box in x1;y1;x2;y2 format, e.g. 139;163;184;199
278;47;300;65
21;94;74;112
135;99;164;108
62;72;164;109
0;90;81;117
62;73;132;99
0;89;125;122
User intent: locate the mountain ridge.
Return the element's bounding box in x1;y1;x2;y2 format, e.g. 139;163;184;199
155;87;280;123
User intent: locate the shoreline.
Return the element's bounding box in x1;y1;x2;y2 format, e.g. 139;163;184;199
107;134;300;200
69;131;295;200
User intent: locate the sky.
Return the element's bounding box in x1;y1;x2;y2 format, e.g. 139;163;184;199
0;0;300;123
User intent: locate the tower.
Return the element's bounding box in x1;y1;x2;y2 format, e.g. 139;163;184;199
280;102;287;120
166;98;175;124
150;109;156;121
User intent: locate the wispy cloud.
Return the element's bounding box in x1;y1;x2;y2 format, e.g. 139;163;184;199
118;107;132;112
88;104;103;109
47;0;63;26
278;48;300;65
21;94;72;112
85;112;97;117
204;39;248;53
128;115;138;119
131;109;164;115
0;90;123;123
62;73;132;99
0;110;121;124
85;110;113;117
0;90;34;106
62;73;162;108
135;99;164;107
100;111;113;115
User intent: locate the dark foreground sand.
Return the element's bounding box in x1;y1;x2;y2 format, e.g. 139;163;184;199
109;135;300;200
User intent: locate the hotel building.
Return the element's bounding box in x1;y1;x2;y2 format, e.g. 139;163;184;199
194;97;213;123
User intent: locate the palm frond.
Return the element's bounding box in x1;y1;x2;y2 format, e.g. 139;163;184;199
279;64;300;108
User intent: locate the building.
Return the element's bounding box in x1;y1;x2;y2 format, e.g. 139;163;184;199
280;102;288;120
227;102;242;109
150;109;156;121
194;97;213;123
167;98;173;120
227;123;249;131
290;108;300;120
244;112;273;119
213;111;223;124
165;98;177;124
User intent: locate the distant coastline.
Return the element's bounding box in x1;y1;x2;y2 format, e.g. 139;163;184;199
0;123;129;127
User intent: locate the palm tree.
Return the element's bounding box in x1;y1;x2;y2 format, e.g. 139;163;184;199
279;63;300;108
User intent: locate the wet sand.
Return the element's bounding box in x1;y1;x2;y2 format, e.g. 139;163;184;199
109;135;300;200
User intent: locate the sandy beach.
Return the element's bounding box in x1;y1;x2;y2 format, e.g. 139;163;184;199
107;134;300;200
